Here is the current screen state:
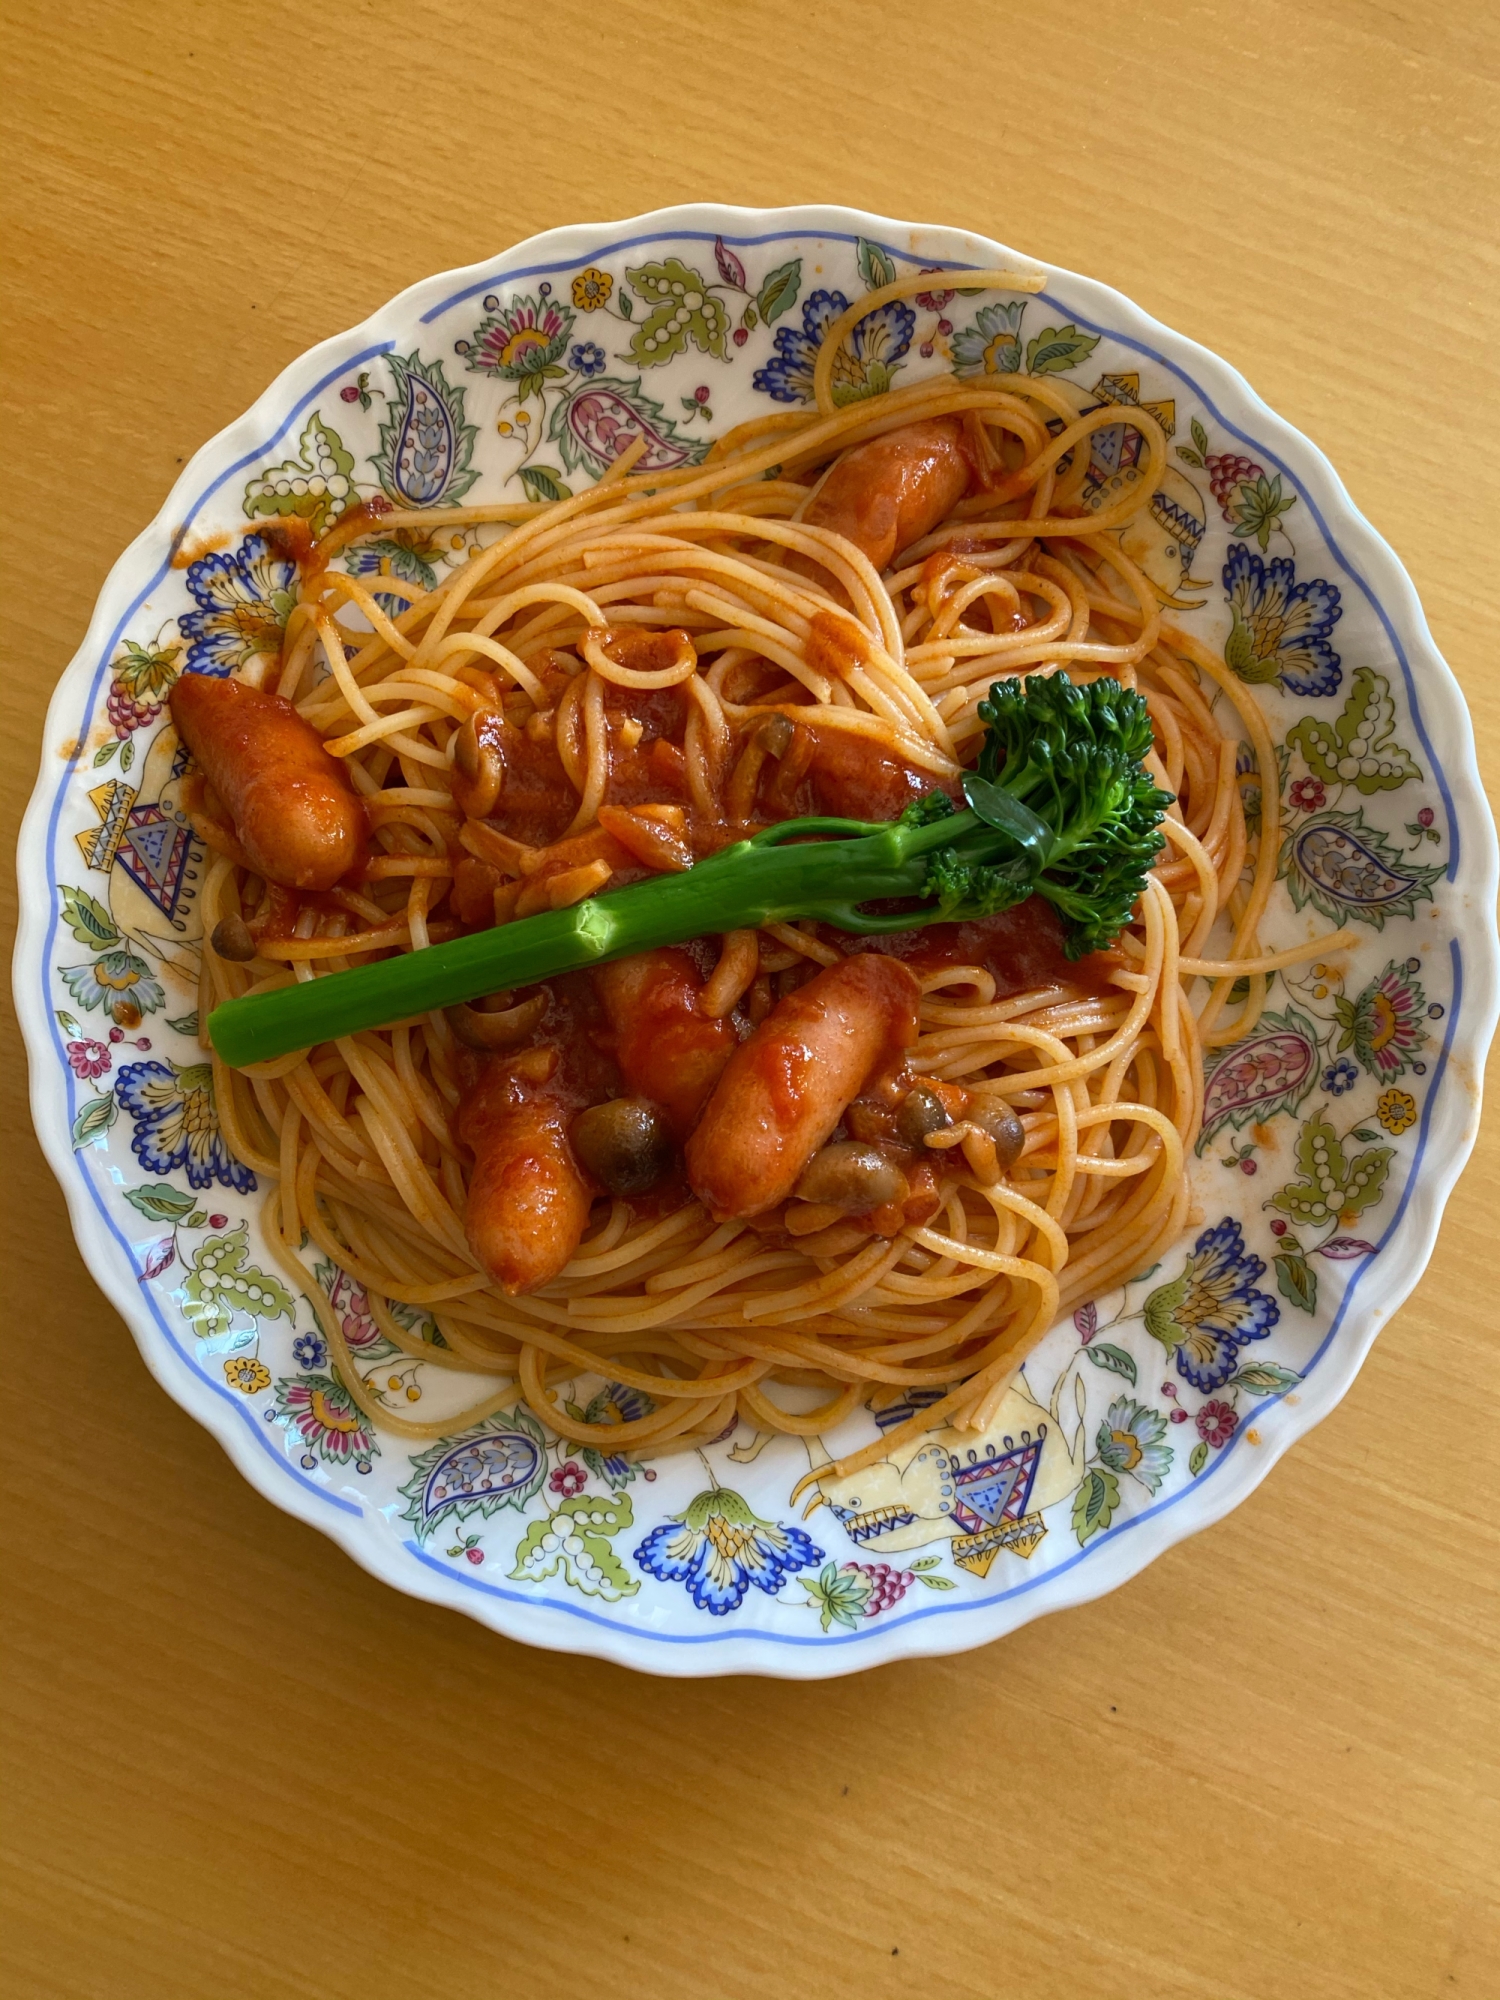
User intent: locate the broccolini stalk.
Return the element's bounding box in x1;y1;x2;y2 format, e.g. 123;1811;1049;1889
208;674;1170;1067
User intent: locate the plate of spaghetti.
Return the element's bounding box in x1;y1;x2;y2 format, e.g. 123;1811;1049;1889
18;205;1496;1675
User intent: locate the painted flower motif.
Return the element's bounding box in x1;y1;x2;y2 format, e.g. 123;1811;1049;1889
1196;1399;1239;1448
116;1058;255;1192
225;1356;271;1395
274;1372;376;1470
801;1559;952;1630
1094;1398;1173;1494
59;948;165;1026
549;1460;588;1499
462;293;574;385
317;1262;394;1358
568;340;606;377
575;1382;655;1489
1322;1057;1359;1096
572;266;613;312
1223;544;1342;698
1376;1088;1418;1135
754;290;915;407
106;637;181;737
178;535;298;677
342;527;445;614
1335;959;1427;1081
66;1038;112;1081
634;1487;823;1615
914;270;957;312
1289;777;1327;812
951;299;1027;378
1144;1217;1280;1392
291;1332;327;1370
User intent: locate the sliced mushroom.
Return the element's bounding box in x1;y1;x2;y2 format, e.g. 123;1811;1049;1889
970;1100;1026;1170
451;711;506;820
570;1097;676;1197
446;989;549;1051
210;913;257;962
894;1082;953;1147
793;1141;908;1214
726;711;797;820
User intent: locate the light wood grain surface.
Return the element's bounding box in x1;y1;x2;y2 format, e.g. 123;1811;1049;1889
3;5;1497;1996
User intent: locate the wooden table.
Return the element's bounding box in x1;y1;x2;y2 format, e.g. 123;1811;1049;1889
3;5;1497;1995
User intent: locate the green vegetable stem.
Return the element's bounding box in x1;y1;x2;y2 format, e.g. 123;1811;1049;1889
208;674;1170;1068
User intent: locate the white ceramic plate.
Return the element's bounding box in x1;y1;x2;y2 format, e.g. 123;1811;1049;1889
16;204;1498;1676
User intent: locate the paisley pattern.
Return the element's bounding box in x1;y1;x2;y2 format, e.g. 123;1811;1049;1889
1200;1010;1320;1142
22;218;1489;1673
400;1414;549;1542
549;377;709;476
1282;810;1445;926
372;352;479;508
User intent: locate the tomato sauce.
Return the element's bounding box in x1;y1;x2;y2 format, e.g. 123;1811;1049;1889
849;895;1122;1001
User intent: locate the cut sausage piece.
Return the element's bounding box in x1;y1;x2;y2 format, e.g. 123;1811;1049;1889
685;953;922;1221
801;417;973;572
170;672;368;891
593;949;737;1143
458;1057;593;1294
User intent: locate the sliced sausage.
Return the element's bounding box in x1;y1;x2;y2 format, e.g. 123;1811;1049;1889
593;949;738;1142
170;672;367;891
685;953;922;1221
801;416;973;571
458;1058;593;1294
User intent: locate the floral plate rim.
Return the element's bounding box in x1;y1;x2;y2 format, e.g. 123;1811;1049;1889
15;203;1499;1678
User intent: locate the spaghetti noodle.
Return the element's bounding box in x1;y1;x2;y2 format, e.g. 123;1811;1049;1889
190;298;1338;1481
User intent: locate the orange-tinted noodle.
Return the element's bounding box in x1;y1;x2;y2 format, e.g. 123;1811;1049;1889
195;347;1334;1483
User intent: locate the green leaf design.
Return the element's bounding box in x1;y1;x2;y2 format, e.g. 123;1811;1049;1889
1025;325;1101;376
624;260;729;364
61;886;120;951
1189;1440;1209;1477
94;740;119;766
123;1182;196;1222
166;1011;199;1036
1142;1269;1192;1351
510;1490;638;1600
1085;1342;1138;1385
1273;1248;1318;1314
856;238;897;290
803;1559;873;1632
55;1009;80;1038
181;1224;294;1343
518;465;573;504
1072;1467;1120;1546
71;1092;117;1147
243;412;356;534
1191;417;1208;456
1286;668;1422;795
1229;473;1297;551
1228;1360;1305;1394
1270;1111;1392;1233
756;257;802;325
120;740;135;773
